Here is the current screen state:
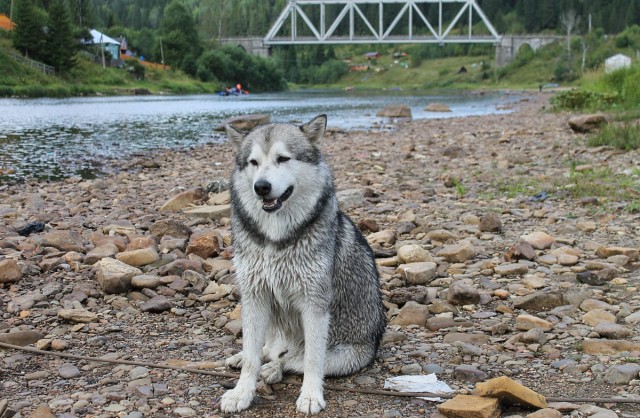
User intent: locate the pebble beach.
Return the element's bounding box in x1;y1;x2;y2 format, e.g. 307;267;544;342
1;92;640;418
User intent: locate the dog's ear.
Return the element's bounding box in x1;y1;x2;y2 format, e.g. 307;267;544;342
301;114;327;144
225;124;247;149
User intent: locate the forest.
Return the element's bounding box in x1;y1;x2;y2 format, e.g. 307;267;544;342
2;0;640;90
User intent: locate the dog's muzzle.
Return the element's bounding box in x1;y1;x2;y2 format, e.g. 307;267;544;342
254;180;294;212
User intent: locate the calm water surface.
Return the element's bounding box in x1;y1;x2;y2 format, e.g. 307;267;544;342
0;90;521;182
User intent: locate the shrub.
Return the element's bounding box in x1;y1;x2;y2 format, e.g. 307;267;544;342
551;89;619;111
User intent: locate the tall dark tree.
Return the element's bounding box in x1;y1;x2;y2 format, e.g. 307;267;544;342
158;0;202;75
12;0;46;60
44;0;77;72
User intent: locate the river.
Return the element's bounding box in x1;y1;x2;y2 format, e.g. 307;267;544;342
0;89;522;182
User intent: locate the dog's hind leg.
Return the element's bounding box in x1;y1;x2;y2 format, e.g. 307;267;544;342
323;343;377;377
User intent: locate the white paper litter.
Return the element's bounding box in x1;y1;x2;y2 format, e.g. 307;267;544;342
383;374;454;402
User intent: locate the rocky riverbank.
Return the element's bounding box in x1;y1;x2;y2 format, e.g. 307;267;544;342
1;93;640;418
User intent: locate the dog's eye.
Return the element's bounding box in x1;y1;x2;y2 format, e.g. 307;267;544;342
249;159;258;166
277;156;291;164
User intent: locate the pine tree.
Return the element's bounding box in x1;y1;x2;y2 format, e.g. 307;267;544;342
44;0;77;72
12;0;46;59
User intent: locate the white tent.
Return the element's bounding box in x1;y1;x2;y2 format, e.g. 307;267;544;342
605;54;631;73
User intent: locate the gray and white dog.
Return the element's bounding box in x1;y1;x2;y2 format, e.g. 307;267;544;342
220;115;386;414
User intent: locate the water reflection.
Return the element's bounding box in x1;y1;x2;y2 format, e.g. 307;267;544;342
0;90;519;182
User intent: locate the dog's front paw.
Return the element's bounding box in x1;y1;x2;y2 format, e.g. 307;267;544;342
220;386;254;413
296;391;326;415
260;361;283;384
225;352;244;369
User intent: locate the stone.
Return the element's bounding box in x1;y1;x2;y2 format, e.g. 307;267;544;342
594;323;632;339
215;113;270;131
425;103;452;112
390;301;430;327
479;213;502;232
624;311;640;325
582;309;616;327
158;259;204;276
504;240;536;262
57;308;98;323
513;291;563;312
149;220;192;240
131;274;163;289
576;271;607;286
568;114;607;133
443;333;489;345
28;405;56;418
427;317;473;331
336;189;366;210
41;230;84;252
116;247;160;267
160;187;207;211
525;409;562;418
85;243;119;265
58;363;81;379
515;314;554;331
453;365;488;383
91;232;127;252
474;376;547;409
522;327;547;344
94;258;142;294
126;236;158;251
596;246;639;261
397;262;437;285
141;296;172;313
367;230;396;246
581;339;640;355
494;263;528;276
0;330;45;346
183;204;232;220
603;363;640;385
437;395;500;418
437;241;475;263
376;104;412;118
186;229;223;259
427;229;459;242
446;281;480;305
520;231;556;250
0;258;22;283
397;244;432;263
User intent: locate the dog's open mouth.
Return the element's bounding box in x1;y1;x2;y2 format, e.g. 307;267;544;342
262;186;293;212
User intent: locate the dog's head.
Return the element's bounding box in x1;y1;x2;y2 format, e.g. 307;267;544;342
226;115;327;214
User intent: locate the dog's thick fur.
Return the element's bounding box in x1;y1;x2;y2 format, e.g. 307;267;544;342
220;115;386;414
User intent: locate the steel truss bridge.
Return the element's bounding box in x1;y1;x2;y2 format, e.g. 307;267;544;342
264;0;501;46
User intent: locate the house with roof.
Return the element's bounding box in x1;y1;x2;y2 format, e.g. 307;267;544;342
84;29;121;60
0;13;14;31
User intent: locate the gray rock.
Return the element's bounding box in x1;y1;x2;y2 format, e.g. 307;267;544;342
604;364;640;385
140;296;172;313
336;189;366;210
94;258;142;294
58;363;81;379
513;291;564;312
479;212;502;232
453;365;488;383
376;104;412;118
0;330;45;346
41;230;84;252
446;281;480;305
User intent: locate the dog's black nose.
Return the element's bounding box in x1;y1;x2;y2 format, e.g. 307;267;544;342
254;180;272;196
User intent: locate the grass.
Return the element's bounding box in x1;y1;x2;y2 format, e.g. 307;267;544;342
0;33;216;97
587;123;640;150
